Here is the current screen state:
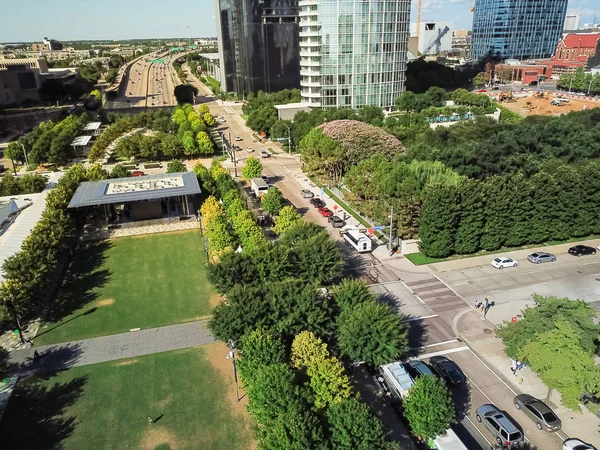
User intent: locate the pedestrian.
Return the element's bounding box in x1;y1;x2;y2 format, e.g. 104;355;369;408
484;303;492;318
484;296;490;310
517;360;524;372
474;299;480;309
147;416;153;424
511;359;517;375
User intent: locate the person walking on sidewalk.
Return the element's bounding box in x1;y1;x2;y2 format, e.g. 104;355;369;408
483;296;490;310
511;359;518;376
484;302;492;318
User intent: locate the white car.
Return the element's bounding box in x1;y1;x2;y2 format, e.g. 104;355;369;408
491;257;518;269
259;150;270;158
246;147;254;153
234;136;242;141
563;438;596;450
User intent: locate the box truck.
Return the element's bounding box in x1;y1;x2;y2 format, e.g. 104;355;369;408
341;228;373;253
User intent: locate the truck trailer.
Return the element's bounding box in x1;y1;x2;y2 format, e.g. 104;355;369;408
250;177;269;198
341;228;373;253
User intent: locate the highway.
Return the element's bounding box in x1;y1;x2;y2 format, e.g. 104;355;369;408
111;52;180;109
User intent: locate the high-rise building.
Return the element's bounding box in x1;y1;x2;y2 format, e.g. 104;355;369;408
411;21;453;56
298;0;410;109
214;0;300;93
471;0;568;61
564;12;580;31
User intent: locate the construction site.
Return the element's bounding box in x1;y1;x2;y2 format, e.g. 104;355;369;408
494;90;598;116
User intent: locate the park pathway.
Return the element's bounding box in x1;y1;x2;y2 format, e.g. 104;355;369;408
7;320;215;376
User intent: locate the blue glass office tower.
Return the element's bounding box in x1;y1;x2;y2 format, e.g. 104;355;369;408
471;0;568;61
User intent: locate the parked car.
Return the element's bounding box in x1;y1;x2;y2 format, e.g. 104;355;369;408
429;356;465;386
563;438;597;450
568;245;596;257
491;257;518;269
476;404;524;448
328;216;345;228
318;207;334;217
246;147;254;153
259;150;270;158
527;252;556;264
234;136;242;141
301;189;314;198
405;360;436;379
131;171;145;177
310;198;325;208
514;394;561;432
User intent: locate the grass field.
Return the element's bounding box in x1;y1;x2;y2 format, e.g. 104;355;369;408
0;344;255;450
35;231;218;346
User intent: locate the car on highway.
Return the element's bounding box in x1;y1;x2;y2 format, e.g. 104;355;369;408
568;245;596;256
246;147;254;153
301;189;314;198
514;394;561;432
234;136;242;141
526;252;556;264
259;150;270;158
318;207;334;217
563;438;597;450
310;198;325;208
328;216;345;228
476;404;524;448
429;356;465;386
491;256;518;269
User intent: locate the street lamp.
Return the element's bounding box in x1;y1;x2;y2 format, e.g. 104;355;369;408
588;77;593;95
284;125;292;155
227;339;240;402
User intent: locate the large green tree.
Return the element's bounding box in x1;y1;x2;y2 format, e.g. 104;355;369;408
404;375;456;440
331;279;376;310
261;187;284;216
242;157;263;179
418;184;459;257
338;300;408;366
273;206;302;235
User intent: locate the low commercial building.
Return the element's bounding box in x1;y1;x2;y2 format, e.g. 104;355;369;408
70;135;92;155
68;172;201;228
83;122;102;136
495;61;552;85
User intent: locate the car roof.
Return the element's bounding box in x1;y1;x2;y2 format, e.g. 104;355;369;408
516;394;553;414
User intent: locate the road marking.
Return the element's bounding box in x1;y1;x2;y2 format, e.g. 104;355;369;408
402;314;438;322
423;339;459;348
433;274;473;308
583;261;598;265
453;281;471;286
410;346;469;360
462;411;493;447
522;270;538;275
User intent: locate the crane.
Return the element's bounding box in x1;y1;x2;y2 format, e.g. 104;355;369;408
422;25;451;56
416;0;422;41
469;0;475;12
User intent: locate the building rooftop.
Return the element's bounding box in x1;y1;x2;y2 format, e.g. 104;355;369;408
68;172;201;208
199;53;220;61
562;32;600;48
70;135;92;147
83;122;101;131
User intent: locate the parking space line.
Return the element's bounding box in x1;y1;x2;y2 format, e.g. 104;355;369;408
424;339;458;348
411;346;469;360
583;261;598;265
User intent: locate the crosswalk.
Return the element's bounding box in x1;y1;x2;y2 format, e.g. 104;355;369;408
404;277;468;314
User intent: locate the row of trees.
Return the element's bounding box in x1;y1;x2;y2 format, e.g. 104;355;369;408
6;114;88;166
89;109;176;161
114;132;184;160
557;67;600;95
0;164;107;338
497;295;600;410
171;103;215;156
419;164;600;257
242;89;301;135
0;173;48;197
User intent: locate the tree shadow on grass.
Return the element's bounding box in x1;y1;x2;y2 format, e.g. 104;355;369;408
43;240;113;324
0;373;87;450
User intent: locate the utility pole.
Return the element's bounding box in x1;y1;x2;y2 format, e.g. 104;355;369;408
20;143;29;167
388;204;394;256
227;339;240;402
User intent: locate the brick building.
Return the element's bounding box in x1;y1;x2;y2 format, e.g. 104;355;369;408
495;61;552;85
543;33;600;74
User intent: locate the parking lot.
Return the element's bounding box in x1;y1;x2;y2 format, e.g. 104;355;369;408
434;244;600;319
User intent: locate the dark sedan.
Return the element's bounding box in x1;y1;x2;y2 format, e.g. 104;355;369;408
310;198;325;208
429;356;465;386
568;245;596;257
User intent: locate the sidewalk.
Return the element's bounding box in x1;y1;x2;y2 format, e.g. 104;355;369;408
458;305;600;445
431;238;600;272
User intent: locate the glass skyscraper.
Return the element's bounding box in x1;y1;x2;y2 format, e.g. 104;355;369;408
471;0;568;61
299;0;410;109
215;0;301;93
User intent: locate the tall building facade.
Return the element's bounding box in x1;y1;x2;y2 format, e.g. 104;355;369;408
471;0;568;61
299;0;410;109
564;12;580;31
215;0;300;93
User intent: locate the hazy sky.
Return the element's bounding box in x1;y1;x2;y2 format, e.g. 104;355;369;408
0;0;597;42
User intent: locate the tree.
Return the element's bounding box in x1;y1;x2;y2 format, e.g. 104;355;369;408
261;187;284;216
173;84;198;104
326;397;398;450
291;330;329;369
167;160;186;173
299;128;345;182
89;89;102;100
203;113;216;127
522;321;597;410
331;279;376;310
196;131;214;155
200;196;224;230
85;163;109;181
207;216;236;254
5;142;25;165
473;72;486;87
418;185;459;257
109;164;129;178
242;157;263;179
273;206;302;235
403;375;456;440
338;300;408;366
454;179;485;254
237;329;286;384
182;130;199;155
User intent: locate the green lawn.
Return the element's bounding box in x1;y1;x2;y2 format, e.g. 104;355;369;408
35;231;217;345
0;345;254;450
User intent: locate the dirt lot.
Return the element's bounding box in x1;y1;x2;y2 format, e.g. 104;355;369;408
499;94;599;116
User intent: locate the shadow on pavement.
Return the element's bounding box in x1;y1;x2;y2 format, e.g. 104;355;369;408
15;343;83;378
404;318;429;357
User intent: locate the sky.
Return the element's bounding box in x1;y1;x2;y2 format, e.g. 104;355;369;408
0;0;597;42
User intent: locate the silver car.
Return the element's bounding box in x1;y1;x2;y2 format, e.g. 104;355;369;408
514;394;561;432
527;252;556;264
476;404;524;448
301;189;314;198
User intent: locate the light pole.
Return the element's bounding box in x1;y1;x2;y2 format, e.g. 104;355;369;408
227;339;240;402
285;125;292;154
588;77;593;95
20;143;29;167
